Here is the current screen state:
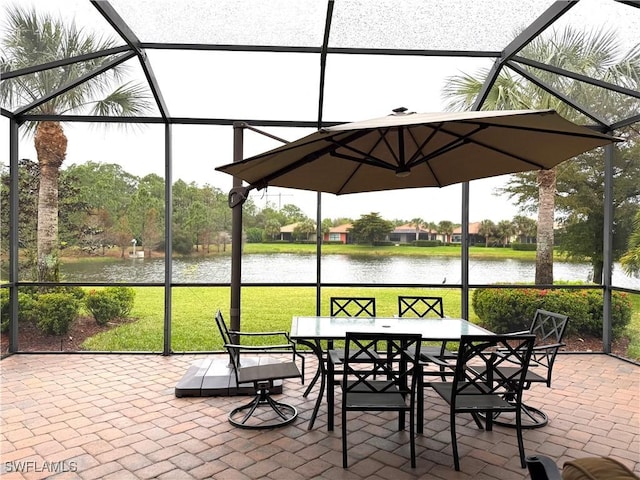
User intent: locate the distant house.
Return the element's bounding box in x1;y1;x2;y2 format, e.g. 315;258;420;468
324;223;352;244
387;223;434;244
279;223;299;242
279;222;317;242
451;222;485;245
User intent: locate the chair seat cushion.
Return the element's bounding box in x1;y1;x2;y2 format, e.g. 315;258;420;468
237;361;300;384
562;457;639;480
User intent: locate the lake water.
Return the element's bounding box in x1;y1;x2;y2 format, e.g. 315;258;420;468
59;253;639;288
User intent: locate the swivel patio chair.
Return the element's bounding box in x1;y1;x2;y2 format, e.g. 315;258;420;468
328;331;423;468
303;297;377;398
214;309;303;429
425;334;535;471
477;309;569;429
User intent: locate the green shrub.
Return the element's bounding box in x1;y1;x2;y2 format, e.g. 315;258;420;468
511;243;537;251
244;227;263;243
35;293;80;335
106;286;135;317
17;291;39;322
1;287;83;333
413;240;443;247
472;287;632;338
85;286;135;325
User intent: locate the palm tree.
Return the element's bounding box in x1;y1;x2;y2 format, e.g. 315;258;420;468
442;27;639;284
620;211;640;277
438;220;455;244
478;219;496;247
410;217;424;241
0;6;151;280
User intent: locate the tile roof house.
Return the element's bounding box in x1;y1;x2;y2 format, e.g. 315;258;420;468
451;222;485;245
323;223;352;244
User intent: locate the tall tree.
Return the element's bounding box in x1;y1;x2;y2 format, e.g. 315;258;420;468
0;6;151;280
438;220;455;244
442;27;640;284
410;217;424;241
512;215;537;244
349;212;395;245
496;220;516;247
621;211;640;277
478;219;496;247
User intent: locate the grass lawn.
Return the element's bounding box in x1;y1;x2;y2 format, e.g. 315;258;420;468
80;285;640;361
243;242;542;260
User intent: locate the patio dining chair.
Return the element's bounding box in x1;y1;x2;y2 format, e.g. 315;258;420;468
425;334;535;471
328;331;423;468
475;309;569;429
214;309;304;429
303;297;377;398
398;295;455;378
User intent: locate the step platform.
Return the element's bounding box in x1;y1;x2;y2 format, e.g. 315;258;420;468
175;356;283;397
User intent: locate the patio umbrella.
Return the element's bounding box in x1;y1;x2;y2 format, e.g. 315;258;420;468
217;108;619;334
216;108;618;194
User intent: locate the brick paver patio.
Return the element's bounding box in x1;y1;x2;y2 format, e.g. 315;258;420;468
1;353;638;479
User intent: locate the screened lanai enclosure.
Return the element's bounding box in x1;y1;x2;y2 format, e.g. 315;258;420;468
1;0;639;358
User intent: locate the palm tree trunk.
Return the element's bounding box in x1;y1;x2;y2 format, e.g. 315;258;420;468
535;168;556;285
34;121;67;281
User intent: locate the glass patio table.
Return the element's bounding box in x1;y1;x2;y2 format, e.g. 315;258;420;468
290;316;494;430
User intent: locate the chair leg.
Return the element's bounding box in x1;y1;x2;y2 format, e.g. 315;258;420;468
303;366;321;397
516;406;527;468
450;410;460;471
342;409;348;468
228;382;298;429
410;408;416;468
487;403;548;429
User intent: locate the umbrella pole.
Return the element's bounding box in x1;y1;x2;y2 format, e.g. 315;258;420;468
230;123;245;336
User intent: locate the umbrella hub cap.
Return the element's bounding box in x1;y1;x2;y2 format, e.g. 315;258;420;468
395;165;411;177
391;106;415;116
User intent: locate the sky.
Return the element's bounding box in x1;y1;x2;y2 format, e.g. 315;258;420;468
2;0;637;225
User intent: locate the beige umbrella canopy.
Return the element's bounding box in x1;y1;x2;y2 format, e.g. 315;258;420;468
219;108;620;334
216;108;619;194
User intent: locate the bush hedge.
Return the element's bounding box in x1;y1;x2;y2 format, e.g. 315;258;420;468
472;287;632;338
85;286;136;326
511;243;537;251
413;240;443;247
35;292;81;335
1;287;84;334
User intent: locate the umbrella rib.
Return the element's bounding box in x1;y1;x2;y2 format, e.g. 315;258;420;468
455;119;615;142
438;123;547;169
251;129;373;188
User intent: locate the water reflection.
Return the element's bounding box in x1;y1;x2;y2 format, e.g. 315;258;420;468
57;253;639;288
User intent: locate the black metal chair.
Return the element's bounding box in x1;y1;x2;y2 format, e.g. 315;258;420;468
303;297;377;398
328;331;423;468
397;295;455;372
330;297;377;317
481;309;569;429
425;334;535;471
214;309;303;429
398;295;456;385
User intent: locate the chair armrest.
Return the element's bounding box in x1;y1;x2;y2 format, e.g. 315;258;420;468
229;329;290;338
532;342;565;351
225;343;295;351
507;330;530;336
